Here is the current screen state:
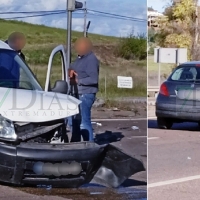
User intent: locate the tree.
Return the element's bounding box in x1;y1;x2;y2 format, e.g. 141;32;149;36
156;0;197;59
148;7;155;11
148;28;156;43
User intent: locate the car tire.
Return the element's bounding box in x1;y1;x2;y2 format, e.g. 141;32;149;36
157;117;173;129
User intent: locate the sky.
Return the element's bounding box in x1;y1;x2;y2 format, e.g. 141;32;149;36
0;0;147;37
148;0;171;13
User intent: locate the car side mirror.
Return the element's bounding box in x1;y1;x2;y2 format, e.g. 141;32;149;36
51;80;68;94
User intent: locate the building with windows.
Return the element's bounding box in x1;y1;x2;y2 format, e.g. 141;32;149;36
148;10;164;27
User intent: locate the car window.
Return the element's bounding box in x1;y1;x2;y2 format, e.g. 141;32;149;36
171;66;197;81
0;49;42;90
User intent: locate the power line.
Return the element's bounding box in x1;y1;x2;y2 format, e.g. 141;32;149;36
0;10;65;14
87;9;146;22
0;9;84;15
0;8;146;22
3;11;66;20
1;12;146;23
88;12;146;22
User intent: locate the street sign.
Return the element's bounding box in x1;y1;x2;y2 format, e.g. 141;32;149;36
154;48;187;64
153;47;187;87
117;76;133;88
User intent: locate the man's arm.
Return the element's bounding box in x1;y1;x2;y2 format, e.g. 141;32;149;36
78;56;99;86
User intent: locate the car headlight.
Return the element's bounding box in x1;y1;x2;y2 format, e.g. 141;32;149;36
0;115;17;140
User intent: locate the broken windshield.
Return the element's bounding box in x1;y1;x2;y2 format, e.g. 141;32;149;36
0;49;42;90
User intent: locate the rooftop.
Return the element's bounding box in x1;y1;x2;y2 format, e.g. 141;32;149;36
0;40;12;51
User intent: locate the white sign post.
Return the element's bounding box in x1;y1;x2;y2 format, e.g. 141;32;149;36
117;76;133;88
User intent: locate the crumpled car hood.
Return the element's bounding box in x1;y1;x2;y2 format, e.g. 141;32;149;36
0;88;81;122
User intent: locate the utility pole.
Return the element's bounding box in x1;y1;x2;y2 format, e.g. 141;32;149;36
66;2;72;69
83;1;87;37
195;0;199;45
66;0;83;69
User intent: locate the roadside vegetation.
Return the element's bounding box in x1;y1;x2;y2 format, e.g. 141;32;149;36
0;19;147;99
149;0;198;60
148;0;198;82
114;33;147;60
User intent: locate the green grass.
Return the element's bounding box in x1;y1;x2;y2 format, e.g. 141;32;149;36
0;19;117;46
0;19;147;98
31;59;147;98
148;55;173;74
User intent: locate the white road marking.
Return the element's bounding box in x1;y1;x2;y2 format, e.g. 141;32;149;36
148;175;200;188
148;117;157;119
127;136;147;139
92;118;147;121
148;137;159;140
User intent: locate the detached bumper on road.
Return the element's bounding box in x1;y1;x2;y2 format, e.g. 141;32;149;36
0;142;145;188
156;103;200;121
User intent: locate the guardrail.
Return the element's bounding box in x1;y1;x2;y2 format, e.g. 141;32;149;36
148;86;160;97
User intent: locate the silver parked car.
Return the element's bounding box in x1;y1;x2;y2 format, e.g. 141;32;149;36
156;61;200;129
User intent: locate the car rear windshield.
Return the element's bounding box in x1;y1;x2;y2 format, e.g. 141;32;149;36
0;49;42;90
170;65;200;82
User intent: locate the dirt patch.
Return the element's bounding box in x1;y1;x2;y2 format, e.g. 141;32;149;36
92;103;146;119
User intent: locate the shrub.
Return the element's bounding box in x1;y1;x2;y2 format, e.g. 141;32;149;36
114;33;147;60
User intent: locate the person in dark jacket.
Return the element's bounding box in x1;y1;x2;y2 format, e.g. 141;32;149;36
5;32;26;61
69;37;99;142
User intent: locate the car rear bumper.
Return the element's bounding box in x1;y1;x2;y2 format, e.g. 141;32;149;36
0;142;145;188
156;103;200;121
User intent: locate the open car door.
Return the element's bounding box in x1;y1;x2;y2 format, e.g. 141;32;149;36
44;45;69;93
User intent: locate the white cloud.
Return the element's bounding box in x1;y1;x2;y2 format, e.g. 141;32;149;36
117;25;133;37
51;18;67;29
22;16;43;24
91;22;111;35
0;0;13;6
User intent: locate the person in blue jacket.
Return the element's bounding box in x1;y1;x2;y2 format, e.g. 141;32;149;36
69;37;99;142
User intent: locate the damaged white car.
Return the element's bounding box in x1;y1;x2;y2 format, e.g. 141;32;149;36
0;40;145;188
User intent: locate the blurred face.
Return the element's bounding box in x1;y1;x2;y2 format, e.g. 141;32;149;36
75;37;92;56
8;32;26;51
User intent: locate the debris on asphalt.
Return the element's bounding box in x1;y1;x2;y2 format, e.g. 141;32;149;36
113;107;120;111
92;122;102;126
187;157;191;160
90;192;103;195
132;126;139;130
117;127;129;130
37;185;52;190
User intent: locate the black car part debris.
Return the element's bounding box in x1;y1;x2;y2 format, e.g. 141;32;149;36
0;119;145;188
0;141;145;188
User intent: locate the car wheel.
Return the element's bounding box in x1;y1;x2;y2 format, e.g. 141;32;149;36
157;117;173;129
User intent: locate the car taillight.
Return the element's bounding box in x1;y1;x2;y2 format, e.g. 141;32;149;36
160;83;169;96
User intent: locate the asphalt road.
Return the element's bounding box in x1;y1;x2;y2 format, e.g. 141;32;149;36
148;119;200;200
0;119;147;200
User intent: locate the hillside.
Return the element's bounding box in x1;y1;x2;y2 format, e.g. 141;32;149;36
0;19;146;98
